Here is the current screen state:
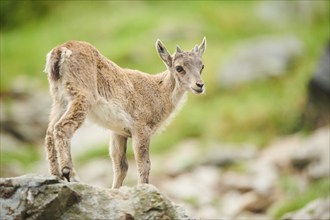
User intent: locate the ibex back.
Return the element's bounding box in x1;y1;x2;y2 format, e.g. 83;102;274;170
44;38;206;188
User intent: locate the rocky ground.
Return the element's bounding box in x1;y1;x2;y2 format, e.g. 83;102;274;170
153;128;330;219
1;97;329;219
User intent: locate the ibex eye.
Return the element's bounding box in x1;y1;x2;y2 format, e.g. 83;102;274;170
175;66;184;73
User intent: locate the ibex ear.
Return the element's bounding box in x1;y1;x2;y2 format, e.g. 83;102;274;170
156;39;172;68
193;45;198;53
198;37;207;57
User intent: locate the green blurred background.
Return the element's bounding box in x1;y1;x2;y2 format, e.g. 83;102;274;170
1;0;328;146
0;0;329;218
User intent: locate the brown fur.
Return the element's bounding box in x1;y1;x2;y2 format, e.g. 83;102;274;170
44;38;206;188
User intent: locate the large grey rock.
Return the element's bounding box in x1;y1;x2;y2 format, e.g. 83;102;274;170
218;36;302;88
0;174;193;220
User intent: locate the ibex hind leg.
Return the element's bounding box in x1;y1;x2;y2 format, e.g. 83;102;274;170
54;93;90;182
45;103;65;178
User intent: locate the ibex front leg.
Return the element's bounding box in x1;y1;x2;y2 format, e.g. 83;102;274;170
54;95;89;182
109;133;128;188
132;132;151;184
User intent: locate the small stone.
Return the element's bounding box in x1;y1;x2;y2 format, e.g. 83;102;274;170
221;191;274;217
291;127;330;179
220;171;253;193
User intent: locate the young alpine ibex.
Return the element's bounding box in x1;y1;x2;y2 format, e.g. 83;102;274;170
44;38;206;188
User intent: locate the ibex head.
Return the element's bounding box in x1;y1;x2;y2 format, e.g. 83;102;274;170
156;37;206;94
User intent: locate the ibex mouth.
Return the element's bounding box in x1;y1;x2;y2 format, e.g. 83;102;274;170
191;87;204;94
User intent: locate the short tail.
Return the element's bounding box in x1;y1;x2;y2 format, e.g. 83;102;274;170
44;46;72;81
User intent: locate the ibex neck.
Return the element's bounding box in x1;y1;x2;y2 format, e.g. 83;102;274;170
161;70;187;105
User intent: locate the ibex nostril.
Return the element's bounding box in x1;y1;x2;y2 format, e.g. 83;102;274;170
196;82;204;88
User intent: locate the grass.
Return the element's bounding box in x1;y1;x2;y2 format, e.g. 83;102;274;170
269;176;330;219
0;145;40;174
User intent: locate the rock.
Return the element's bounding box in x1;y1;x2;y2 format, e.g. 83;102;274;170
220;171;254;193
194;205;224;220
153;139;202;176
154;141;256;177
218;36;302;88
0;91;50;145
256;1;328;26
256;135;302;170
245;135;303;196
220;191;243;216
159;166;221;205
221;191;274;217
311;42;330;95
239;191;274;213
291;127;330;179
158;164;224;220
302;41;330;128
202;143;257;167
0;174;193;220
250;163;278;196
281;197;330;220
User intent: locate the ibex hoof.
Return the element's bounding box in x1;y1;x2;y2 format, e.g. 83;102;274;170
62;167;71;182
